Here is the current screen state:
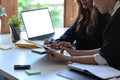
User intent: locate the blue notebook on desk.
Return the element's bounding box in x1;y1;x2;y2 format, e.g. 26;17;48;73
21;8;55;40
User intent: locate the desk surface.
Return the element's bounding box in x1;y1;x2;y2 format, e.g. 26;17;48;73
1;33;118;80
0;34;69;80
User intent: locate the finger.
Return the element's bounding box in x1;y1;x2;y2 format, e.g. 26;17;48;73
49;41;58;49
65;47;75;54
46;48;56;56
44;38;49;44
59;46;65;54
59;45;66;50
50;39;55;42
58;42;72;48
60;49;64;54
46;48;53;53
59;45;72;54
51;53;55;57
58;41;66;46
48;52;55;57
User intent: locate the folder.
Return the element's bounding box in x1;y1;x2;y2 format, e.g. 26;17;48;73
15;39;40;48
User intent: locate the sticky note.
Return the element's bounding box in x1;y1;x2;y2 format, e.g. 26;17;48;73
25;70;41;75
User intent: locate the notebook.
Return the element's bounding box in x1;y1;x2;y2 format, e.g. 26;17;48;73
65;63;120;79
21;8;55;40
57;69;100;80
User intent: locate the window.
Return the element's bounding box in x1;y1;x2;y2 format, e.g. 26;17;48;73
18;0;64;31
0;0;78;34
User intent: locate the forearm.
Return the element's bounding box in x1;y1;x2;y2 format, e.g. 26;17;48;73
75;48;101;56
69;55;97;64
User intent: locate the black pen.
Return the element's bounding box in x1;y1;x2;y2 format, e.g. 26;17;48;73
44;41;53;44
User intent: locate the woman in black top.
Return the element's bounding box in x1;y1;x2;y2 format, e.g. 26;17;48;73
45;0;110;50
46;0;120;70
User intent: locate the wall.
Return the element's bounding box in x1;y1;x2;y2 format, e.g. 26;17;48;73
0;0;18;34
64;0;78;27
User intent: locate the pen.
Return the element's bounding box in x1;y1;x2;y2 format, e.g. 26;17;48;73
44;39;55;44
44;41;53;44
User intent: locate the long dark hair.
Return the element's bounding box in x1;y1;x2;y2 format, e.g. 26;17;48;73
76;0;98;34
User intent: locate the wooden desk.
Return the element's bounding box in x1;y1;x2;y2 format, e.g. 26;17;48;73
0;34;69;80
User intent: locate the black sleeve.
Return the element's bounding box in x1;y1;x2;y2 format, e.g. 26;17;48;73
55;17;79;44
100;8;120;69
87;12;110;49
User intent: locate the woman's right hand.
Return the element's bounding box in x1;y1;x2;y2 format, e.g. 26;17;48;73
58;41;72;47
58;41;74;54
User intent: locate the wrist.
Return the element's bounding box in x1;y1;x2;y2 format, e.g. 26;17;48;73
67;56;73;64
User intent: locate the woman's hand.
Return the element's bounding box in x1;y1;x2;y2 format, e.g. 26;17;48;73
44;38;58;49
58;41;73;54
46;48;69;62
58;41;78;56
60;45;78;56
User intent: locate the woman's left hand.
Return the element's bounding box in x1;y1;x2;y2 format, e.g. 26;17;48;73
44;38;58;49
46;48;69;62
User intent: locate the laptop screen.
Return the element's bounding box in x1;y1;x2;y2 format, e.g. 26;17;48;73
21;8;55;40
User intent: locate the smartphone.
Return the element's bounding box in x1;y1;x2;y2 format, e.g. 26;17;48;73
31;48;46;54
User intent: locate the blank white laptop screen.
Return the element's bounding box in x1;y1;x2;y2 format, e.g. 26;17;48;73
21;8;55;40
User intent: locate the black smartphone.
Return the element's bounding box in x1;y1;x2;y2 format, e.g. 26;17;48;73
31;48;46;54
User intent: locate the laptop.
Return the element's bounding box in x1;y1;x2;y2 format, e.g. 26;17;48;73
21;8;55;40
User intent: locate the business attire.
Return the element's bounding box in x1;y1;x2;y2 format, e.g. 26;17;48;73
56;12;110;50
99;1;120;70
